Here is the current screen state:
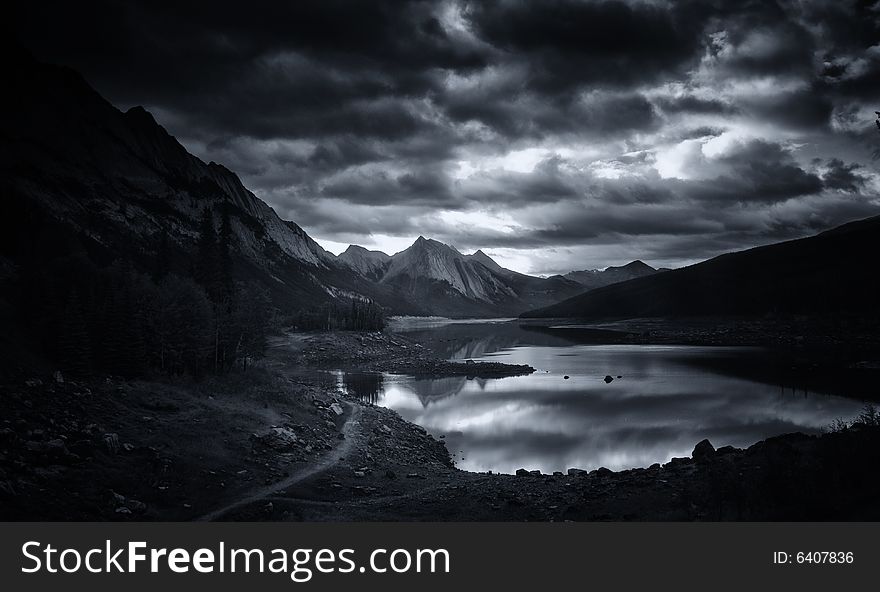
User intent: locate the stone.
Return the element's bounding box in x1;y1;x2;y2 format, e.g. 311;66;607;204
563;375;570;380
515;468;530;476
604;375;614;383
103;433;120;454
692;439;716;462
329;403;344;416
0;481;16;497
567;468;587;476
553;471;564;476
354;471;366;478
53;371;64;384
380;424;392;435
384;470;396;479
128;499;147;514
255;427;298;450
529;469;542;476
68;439;93;457
665;457;692;467
594;467;613;477
115;507;132;515
45;439;69;457
465;359;475;366
24;440;44;453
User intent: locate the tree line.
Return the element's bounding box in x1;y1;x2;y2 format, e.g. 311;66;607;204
19;206;273;378
7;199;389;380
291;300;386;332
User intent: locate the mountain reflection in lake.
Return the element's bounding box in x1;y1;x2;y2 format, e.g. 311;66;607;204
330;320;867;475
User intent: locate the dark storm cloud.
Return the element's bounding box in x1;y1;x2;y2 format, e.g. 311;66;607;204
439;83;661;140
701;139;825;202
13;0;485;139
458;157;581;206
653;96;736;116
463;0;708;90
320;167;456;207
747;89;835;132
530;206;722;243
821;158;869;192
12;0;880;272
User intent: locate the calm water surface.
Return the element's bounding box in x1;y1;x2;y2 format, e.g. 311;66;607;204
327;319;866;475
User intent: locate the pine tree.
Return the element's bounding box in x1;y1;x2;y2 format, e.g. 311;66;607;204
195;207;225;300
57;293;92;377
152;227;172;282
216;206;236;371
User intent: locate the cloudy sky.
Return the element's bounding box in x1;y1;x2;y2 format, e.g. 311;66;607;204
14;0;880;274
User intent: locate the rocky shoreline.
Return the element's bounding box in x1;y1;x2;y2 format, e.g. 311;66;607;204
1;328;879;521
296;331;536;377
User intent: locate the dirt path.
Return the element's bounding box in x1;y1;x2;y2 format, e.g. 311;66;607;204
197;402;363;521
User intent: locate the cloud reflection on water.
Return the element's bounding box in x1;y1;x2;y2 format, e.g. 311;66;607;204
334;341;866;474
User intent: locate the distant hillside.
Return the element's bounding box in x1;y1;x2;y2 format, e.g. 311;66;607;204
563;260;661;290
522;216;880;319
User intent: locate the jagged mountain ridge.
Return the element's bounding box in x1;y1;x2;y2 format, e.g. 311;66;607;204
1;51;331;267
0;47;424;313
336;237;585;316
337;245;392;281
382;237;518;303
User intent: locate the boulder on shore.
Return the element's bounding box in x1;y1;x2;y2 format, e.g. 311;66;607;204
692;439;716;462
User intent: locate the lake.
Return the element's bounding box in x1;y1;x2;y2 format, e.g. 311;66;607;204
328;319;867;475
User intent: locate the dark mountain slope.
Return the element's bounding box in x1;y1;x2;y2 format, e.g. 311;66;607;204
522;215;880;319
0;46;416;317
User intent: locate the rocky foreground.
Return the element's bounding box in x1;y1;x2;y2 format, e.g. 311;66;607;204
1;329;879;521
234;423;880;521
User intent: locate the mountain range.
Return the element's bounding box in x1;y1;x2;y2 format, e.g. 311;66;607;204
335;237;673;317
338;237;599;317
0;47;618;319
4;47;875;325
